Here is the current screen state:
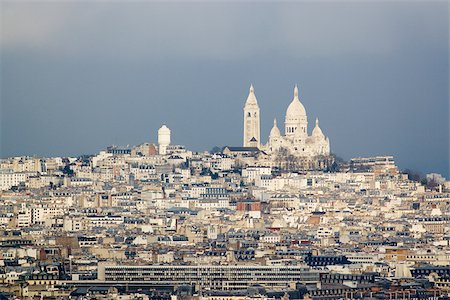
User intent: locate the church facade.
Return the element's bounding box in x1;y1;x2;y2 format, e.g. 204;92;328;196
243;84;331;167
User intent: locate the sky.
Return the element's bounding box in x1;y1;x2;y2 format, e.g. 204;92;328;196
1;1;449;178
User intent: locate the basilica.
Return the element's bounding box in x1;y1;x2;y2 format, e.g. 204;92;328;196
243;84;331;160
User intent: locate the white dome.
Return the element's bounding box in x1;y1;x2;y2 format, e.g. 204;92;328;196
158;124;171;155
286;85;306;120
312;118;325;138
269;119;281;137
158;124;171;146
158;125;171;134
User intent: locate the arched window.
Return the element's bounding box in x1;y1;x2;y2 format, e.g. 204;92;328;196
254;112;257;117
247;112;251;117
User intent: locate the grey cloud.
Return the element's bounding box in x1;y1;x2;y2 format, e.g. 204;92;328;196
1;1;448;178
4;2;445;60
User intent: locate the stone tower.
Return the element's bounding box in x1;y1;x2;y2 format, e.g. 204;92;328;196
158;124;171;155
243;84;260;148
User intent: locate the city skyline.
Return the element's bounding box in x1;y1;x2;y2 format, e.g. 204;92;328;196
1;2;450;297
1;1;449;178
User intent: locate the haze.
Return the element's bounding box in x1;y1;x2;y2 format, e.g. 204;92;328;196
1;1;448;177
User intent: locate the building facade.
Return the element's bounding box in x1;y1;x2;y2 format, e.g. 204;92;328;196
97;265;321;290
242;85;330;158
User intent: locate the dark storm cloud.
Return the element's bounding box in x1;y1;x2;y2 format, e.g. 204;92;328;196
1;1;449;177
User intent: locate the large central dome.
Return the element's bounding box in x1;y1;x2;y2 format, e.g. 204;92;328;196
284;85;308;138
285;85;306;120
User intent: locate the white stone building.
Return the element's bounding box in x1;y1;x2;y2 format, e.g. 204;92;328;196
242;85;330;157
242;166;272;183
0;170;29;191
158;124;171;155
243;84;261;148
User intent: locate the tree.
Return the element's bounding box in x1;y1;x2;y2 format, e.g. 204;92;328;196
78;154;93;166
62;165;74;177
331;153;346;165
200;167;211;176
403;169;423;182
327;161;340;172
274;147;305;172
427;178;439;189
210;146;223;154
274;147;290;170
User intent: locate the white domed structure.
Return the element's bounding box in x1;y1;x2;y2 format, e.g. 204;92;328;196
268;84;330;157
309;118;329;156
269;119;281;138
241;83;331;168
158;124;171;155
312;118;325;138
285;85;307;139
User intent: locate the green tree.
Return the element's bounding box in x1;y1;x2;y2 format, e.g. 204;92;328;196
210;146;223;154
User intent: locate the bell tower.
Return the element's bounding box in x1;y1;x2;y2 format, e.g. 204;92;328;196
243;84;260;148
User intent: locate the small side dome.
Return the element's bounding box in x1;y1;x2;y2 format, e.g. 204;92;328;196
312;118;325;138
270;119;281;138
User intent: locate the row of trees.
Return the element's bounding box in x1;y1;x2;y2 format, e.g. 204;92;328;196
207;146;441;188
273;147;337;172
402;169;441;188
